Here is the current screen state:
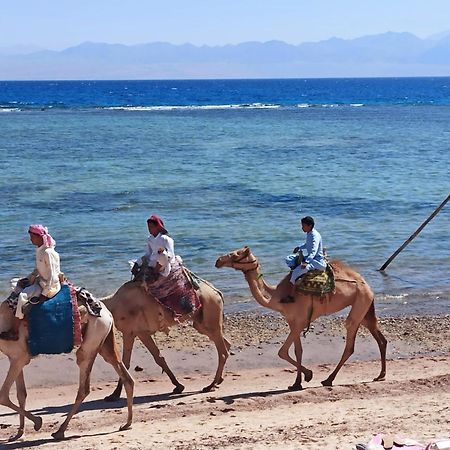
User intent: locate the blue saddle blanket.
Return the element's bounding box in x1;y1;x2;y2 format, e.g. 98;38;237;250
28;284;74;356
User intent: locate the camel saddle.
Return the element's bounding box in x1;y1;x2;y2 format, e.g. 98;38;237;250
143;260;201;320
294;264;335;296
27;284;81;356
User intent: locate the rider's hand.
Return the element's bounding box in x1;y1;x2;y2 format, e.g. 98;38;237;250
131;263;140;275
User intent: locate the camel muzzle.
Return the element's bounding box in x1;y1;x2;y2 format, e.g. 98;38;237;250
215;258;225;268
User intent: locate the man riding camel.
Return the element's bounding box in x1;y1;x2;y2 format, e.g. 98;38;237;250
282;216;326;303
131;214;175;281
0;224;61;340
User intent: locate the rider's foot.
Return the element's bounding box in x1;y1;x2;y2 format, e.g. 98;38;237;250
0;330;19;341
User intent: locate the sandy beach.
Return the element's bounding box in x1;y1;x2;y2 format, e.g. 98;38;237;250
1;312;449;449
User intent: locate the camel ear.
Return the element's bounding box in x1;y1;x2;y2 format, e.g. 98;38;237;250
243;246;250;256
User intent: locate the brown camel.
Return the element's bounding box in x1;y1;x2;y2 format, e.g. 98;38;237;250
215;246;387;391
92;277;230;401
0;293;134;441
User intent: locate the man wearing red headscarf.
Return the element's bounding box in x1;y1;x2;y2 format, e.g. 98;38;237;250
131;215;175;279
0;224;61;340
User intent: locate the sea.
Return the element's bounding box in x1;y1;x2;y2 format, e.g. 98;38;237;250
1;78;449;317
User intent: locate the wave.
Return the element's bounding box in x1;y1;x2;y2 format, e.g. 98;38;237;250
0;107;20;112
3;101;447;112
102;103;281;111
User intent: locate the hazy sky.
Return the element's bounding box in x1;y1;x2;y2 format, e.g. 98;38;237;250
2;0;450;50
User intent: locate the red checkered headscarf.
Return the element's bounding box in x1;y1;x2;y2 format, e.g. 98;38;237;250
28;224;56;248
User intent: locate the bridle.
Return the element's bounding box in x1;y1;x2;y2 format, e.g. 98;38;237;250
228;251;259;274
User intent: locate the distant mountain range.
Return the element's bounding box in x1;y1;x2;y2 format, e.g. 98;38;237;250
1;31;450;80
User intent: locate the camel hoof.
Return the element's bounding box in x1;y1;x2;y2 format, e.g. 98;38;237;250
321;379;333;387
119;422;132;431
51;430;65;440
202;384;217;393
34;416;43;431
373;375;386;382
104;393;121;402
8;427;24;441
304;369;313;383
288;383;303;391
172;384;185;395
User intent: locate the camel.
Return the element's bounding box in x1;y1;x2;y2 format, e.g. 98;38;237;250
0;292;134;441
215;246;387;391
91;276;230;401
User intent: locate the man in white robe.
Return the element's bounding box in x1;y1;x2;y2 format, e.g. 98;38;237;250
0;224;61;340
132;214;176;280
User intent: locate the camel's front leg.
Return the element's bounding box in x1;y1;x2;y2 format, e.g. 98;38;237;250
288;337;314;391
105;332;135;402
277;329;312;390
0;357;42;433
137;332;185;394
8;370;27;441
51;350;96;440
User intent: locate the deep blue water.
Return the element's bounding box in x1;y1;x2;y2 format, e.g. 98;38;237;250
1;78;449;316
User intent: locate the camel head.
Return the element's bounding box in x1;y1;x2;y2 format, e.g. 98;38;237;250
215;246;259;273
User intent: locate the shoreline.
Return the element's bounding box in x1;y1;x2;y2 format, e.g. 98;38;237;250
1;312;449;389
1;311;450;449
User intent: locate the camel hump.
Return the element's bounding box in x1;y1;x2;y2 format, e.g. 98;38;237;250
329;259;366;282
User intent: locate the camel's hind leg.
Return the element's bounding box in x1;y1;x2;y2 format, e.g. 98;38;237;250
192;302;230;393
99;328;134;431
321;301;370;387
137;332;185;394
361;302;387;381
194;320;229;392
0;357;42;433
105;332;135;402
51;348;97;440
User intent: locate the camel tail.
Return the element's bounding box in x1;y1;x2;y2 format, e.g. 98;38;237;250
103;324;121;360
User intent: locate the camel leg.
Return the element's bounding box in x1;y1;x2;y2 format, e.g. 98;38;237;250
99;329;134;431
105;332;135;402
0;358;42;432
321;315;361;387
51;349;97;440
193;320;229;393
277;328;312;386
287;336;314;391
361;302;387;381
137;332;185;394
9;370;27;441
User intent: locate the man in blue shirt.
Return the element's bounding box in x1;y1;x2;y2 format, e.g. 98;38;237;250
282;216;327;303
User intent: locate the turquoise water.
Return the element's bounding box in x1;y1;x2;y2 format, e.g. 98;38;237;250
1;79;449;316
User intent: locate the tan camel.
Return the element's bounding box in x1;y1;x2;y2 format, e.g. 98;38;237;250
0;293;134;441
215;246;387;391
92;277;230;401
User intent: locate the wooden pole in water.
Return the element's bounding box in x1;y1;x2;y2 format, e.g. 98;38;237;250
379;193;450;271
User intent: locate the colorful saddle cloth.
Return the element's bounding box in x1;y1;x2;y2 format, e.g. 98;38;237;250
27;284;81;356
295;264;336;296
144;260;202;320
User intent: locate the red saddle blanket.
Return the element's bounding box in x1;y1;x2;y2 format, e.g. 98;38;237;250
144;260;201;320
